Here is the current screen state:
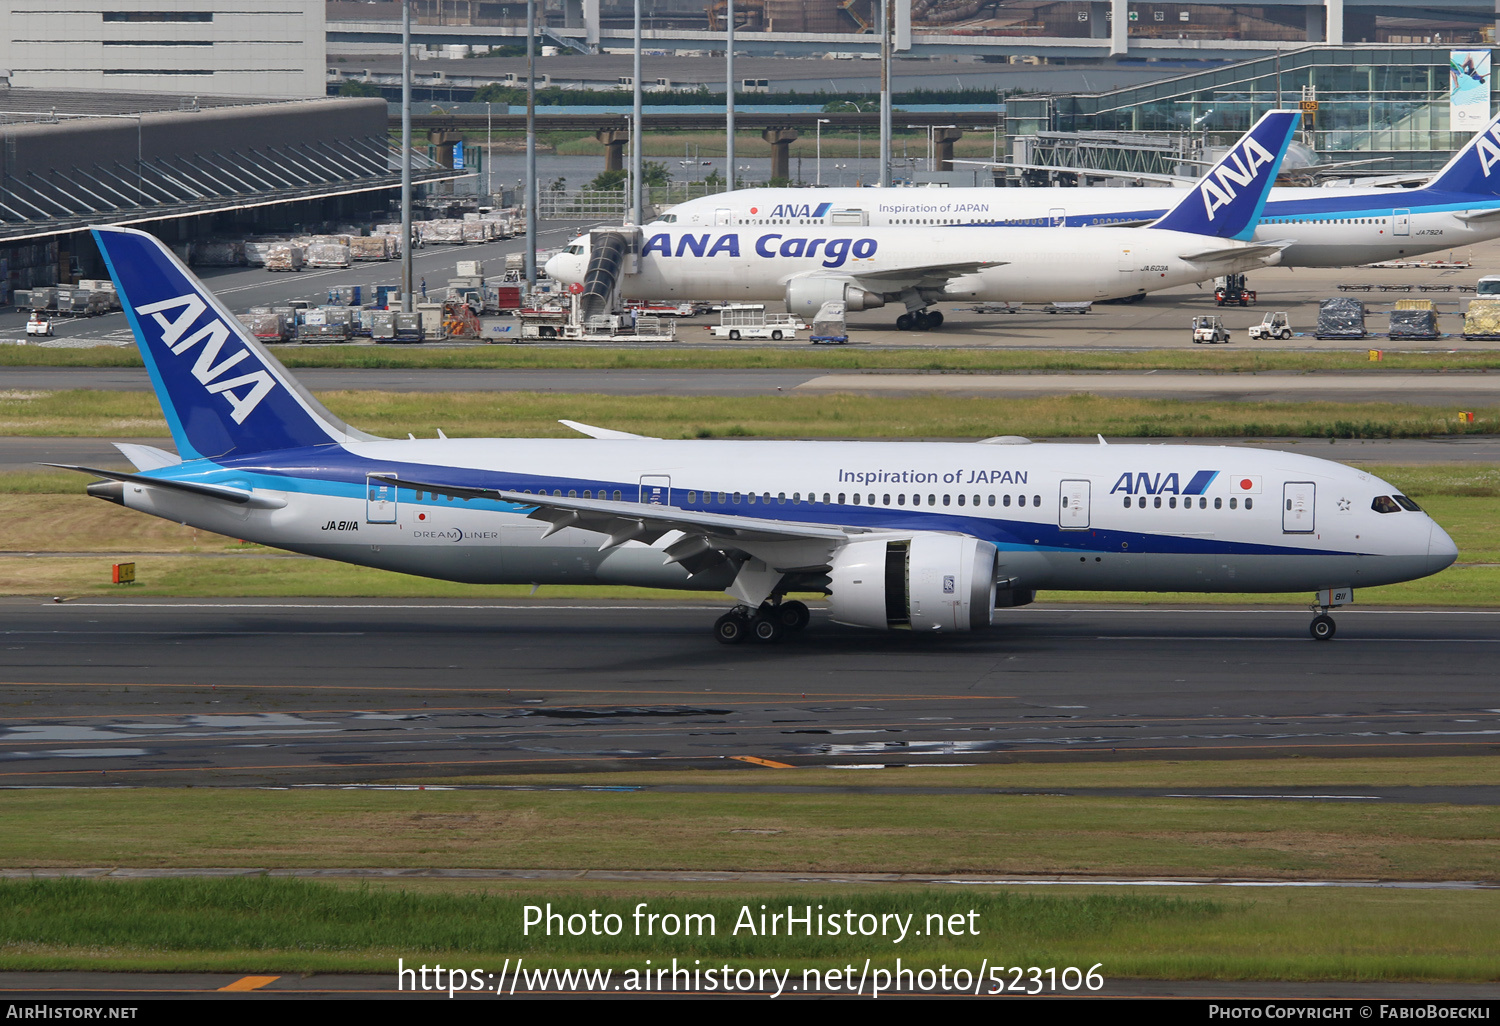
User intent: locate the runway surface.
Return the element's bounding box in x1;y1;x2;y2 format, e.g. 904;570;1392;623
6;434;1499;473
2;599;1497;785
13;365;1500;405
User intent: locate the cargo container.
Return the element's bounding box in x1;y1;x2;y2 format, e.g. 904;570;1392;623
349;236;391;262
1315;298;1367;339
263;245;304;272
305;243;351;269
295;322;351;343
1463;298;1500;339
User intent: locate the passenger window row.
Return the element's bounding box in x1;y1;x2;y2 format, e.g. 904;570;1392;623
682;491;1043;509
1123;495;1252;510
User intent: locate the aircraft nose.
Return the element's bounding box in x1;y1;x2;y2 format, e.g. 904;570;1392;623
542;253;565;281
1428;520;1459;571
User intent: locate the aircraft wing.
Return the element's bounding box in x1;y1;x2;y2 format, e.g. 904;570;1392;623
1177;240;1293;263
384;476;857;574
802;260;1004;295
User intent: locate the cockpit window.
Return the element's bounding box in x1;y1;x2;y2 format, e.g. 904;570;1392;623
1393;494;1422;512
658;214;677;223
565;245;583;255
1371;496;1401;514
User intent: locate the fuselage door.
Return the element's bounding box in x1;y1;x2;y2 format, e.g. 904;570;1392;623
1283;481;1315;533
1058;479;1090;529
366;474;397;523
640;475;672;506
1049;207;1067;227
715;207;733;226
1393;209;1410;236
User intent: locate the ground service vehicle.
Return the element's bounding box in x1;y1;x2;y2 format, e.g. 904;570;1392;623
1248;312;1293;340
1192;315;1231;343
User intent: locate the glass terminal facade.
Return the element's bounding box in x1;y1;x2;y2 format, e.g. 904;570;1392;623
1006;45;1500;172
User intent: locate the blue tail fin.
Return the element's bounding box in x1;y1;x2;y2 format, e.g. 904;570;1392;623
1149;110;1299;240
92;226;375;461
1423;110;1500;195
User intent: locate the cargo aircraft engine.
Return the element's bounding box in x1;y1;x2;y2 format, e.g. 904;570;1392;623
784;277;886;319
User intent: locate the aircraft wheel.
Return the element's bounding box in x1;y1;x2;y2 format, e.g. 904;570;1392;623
774;600;810;632
896;312;914;331
928;311;944;328
714;612;748;645
913;311;932;330
750;615;783;643
1309;614;1336;641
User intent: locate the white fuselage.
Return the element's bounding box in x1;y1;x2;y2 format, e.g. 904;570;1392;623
656;185;1498;268
123;439;1455;597
544;223;1279;306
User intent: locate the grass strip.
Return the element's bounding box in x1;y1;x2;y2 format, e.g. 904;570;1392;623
6;877;1500;982
10;345;1500;373
4;389;1498;439
2;787;1497;880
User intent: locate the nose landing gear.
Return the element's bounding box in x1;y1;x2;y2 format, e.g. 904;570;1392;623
1309;613;1336;641
713;600;811;644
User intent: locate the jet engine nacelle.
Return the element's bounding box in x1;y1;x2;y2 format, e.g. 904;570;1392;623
827;534;998;632
785;276;886;317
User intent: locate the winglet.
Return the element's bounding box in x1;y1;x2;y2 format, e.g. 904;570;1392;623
559;420;660;440
1149;110;1299;240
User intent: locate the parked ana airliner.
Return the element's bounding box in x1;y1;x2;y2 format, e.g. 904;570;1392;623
655;109;1500;272
61;225;1456;643
545;111;1301;329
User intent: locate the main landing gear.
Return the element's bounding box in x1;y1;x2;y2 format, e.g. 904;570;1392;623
713;600;811;645
895;309;944;331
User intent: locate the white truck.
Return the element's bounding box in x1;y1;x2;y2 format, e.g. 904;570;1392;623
1247;312;1293;340
709;304;801;341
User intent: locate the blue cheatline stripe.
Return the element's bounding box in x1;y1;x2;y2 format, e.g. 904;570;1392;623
92;230;201;461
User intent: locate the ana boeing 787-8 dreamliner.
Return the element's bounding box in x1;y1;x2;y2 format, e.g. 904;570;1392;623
57;224;1457;643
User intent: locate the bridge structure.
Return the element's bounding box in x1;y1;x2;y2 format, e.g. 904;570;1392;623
400;109;1002;179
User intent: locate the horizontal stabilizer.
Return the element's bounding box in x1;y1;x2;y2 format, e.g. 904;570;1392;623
1456;207;1500;224
1178;240;1293;263
45;464;287;509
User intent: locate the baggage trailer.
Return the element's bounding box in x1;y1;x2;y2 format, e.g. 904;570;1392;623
709;304;800;341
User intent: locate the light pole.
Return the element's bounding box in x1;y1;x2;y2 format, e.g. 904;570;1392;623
822;117;834;184
485;100;493;202
833;161;847;185
816;118;830;185
400;0;412;314
631;0;642;224
726;0;735;191
525;0;537;287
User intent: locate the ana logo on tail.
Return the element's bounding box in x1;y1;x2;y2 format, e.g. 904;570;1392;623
1474;124;1500;177
1199;137;1277;222
135;293;276;424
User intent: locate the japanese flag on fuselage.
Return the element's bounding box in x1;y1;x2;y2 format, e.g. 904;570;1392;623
1232;475;1262;494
